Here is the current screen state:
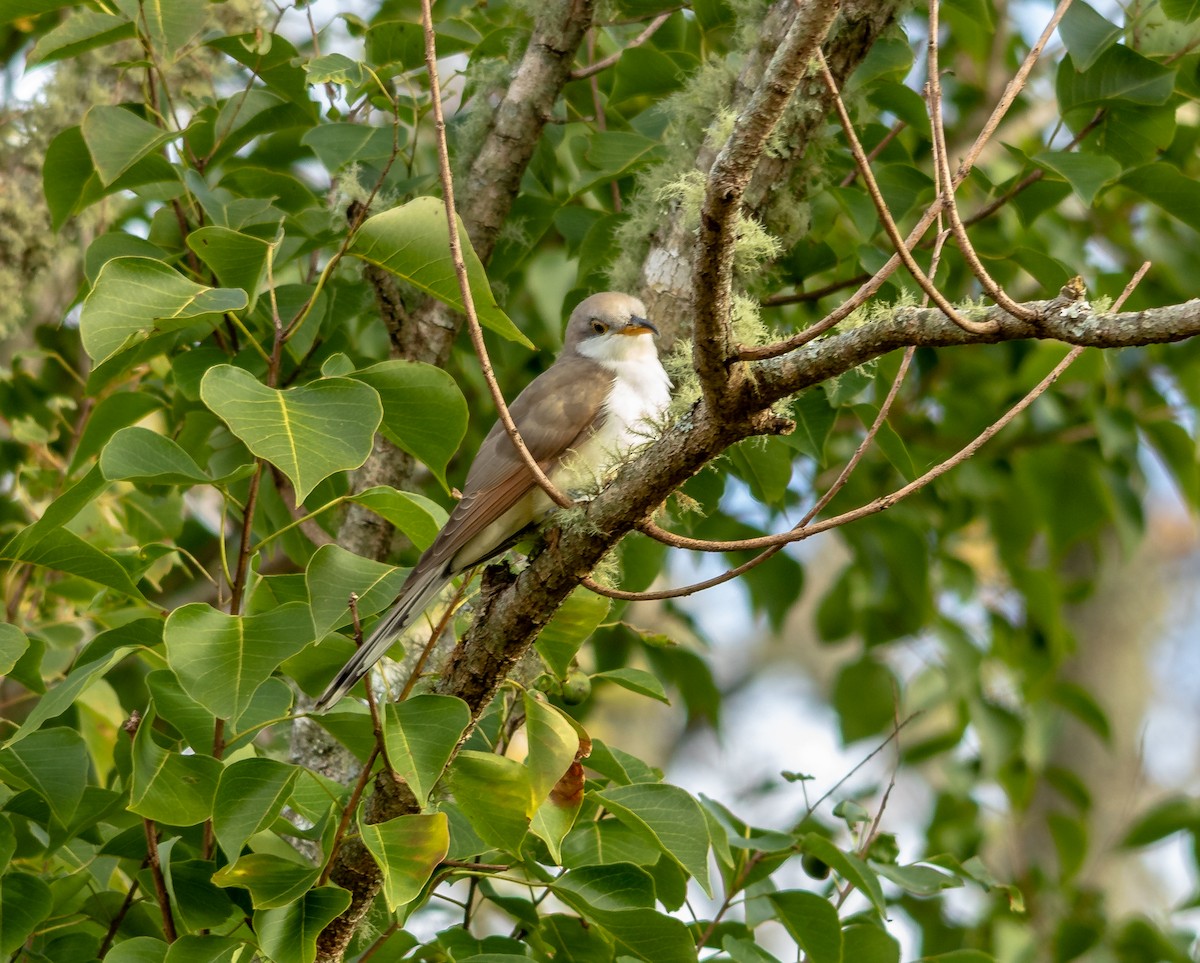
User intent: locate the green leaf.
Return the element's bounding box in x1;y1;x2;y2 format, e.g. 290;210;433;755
162;934;246;963
832;657;897;743
768;891;843;963
1048;812;1088;881
0;727;88;823
1058;2;1122;71
161;853;236;933
786;389;836;464
523;695;579;803
1051;680;1112;743
1162;0;1200;21
105;936;169;962
128;710;222;825
347;487;448;551
841;925;899;963
254;886;352;963
9;649;130;744
349;197;535;349
212;853;321;910
305;544;409;639
873;861;963;895
0;624;29;676
27;8;136;65
554;867;697;963
727;436;794;505
383;695;471;807
722;936;783;963
1033;151;1121;205
448;751;534;853
305;52;366;86
0;873;53;957
81;105;180;186
164;602;315;720
80;257;247;363
536;588;610;679
112;0;206;54
1121;796;1200;847
43;124;94;229
593;668;670;704
592;784;712;896
800;834;886;916
301;123;398;173
353;360;469;489
99;426;244;486
200;365;383;502
1057;46;1175;113
69;390;162;471
358;811;450;910
1123;162;1200;234
4;526;149;601
555;863;656;910
186;227;274;311
212;757;301;860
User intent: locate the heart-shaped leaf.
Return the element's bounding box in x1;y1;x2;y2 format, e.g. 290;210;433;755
200;365;382;501
164;602;315;720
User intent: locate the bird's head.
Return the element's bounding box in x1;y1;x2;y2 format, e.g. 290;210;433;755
563;292;660;364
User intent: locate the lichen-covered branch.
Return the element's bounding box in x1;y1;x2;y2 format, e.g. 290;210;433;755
692;0;841;405
637;0;902;346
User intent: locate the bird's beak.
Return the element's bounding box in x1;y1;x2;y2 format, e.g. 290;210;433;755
618;316;659;337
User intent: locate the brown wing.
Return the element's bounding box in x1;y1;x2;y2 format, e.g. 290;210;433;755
408;357;613;578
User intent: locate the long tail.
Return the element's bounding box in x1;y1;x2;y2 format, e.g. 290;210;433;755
314;564;452;711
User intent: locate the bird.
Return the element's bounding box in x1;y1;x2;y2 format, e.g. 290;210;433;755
315;291;672;710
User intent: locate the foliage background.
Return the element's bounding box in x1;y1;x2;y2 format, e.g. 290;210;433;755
2;0;1200;961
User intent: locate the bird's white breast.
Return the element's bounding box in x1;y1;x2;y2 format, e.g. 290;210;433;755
553;337;672;493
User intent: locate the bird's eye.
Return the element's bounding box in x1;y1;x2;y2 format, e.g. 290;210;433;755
591;320;608;334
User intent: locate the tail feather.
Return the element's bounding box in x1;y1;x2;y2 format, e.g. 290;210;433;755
314;564;452;711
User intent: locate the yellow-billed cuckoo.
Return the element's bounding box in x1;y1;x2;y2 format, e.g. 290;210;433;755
315;292;671;710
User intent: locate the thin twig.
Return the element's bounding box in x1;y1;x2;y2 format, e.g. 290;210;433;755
804;712;921;819
840;120;905;187
418;0;573;510
926;2;1035;321
570;12;672;80
1113;261;1151;312
397;580;469;703
763;274;872;307
741;0;1074;363
97;872;142;957
817;51;996;335
143;819;177;942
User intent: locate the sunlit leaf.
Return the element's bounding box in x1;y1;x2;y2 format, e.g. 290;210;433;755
200;366;382;502
358;811;449;910
349;197;535;349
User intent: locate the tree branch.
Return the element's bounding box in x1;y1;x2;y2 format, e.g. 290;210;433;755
692;0;842;405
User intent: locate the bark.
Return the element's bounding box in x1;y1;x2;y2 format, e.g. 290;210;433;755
639;0;903;348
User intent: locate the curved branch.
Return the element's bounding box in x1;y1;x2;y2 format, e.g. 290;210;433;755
817;51;997;336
